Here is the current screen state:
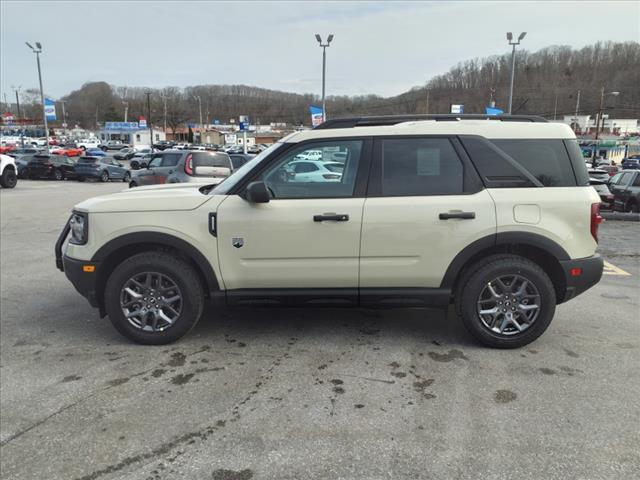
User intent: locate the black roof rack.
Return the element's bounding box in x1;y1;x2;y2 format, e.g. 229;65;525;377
315;114;549;129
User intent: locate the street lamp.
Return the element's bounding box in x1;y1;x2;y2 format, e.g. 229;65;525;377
315;34;334;122
25;41;49;153
506;31;526;115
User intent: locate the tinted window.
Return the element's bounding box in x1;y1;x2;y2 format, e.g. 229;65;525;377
632;174;640;187
262;140;363;199
161;153;181;167
381;138;463;196
619;172;634;185
192;152;231;168
492;139;577;187
564;139;590;186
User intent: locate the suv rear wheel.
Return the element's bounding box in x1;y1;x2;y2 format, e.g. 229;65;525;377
0;167;17;188
456;254;556;348
104;252;204;344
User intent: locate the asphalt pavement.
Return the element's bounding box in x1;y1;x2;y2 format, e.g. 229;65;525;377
1;180;639;480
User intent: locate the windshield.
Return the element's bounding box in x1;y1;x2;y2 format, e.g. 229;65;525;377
210;142;284;195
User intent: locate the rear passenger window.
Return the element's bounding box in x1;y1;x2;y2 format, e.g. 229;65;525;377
492;139;577;187
192;152;231;168
381;138;464;196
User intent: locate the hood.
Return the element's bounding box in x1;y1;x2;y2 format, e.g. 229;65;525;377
74;183;217;213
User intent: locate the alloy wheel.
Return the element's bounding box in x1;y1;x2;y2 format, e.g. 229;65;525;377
476;274;541;336
119;272;183;332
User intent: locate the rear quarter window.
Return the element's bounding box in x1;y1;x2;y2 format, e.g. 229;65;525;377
192;152;231;168
491;139;577;187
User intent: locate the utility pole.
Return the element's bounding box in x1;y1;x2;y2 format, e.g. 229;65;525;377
195;95;203;144
25;42;50;154
315;34;334;122
553;92;558;120
506;32;526;115
60;100;67;133
123;101;129;122
573;89;581;133
12;86;23;146
426;89;430;113
145;91;153;149
593;87;620;162
489;87;496;108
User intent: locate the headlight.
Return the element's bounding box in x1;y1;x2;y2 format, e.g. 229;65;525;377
69;212;88;245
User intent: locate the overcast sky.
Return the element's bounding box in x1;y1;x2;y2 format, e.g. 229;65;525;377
1;1;638;100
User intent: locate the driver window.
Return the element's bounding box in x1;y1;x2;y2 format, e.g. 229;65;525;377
261;140;363;199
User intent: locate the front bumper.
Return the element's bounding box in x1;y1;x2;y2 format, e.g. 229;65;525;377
55;216;101;310
559;254;604;303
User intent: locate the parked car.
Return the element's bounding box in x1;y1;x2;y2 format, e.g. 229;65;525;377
621;158;640;170
285;159;342;182
609;170;640;212
85;148;107;157
130;153;154;170
599;165;620;177
77;138;101;150
100;140;131;151
129;150;232;187
0;154;18;188
114;147;137;160
587;169;610;182
26;154;78;180
228;153;255;169
53;144;84;157
56;115;603;347
590;178;614;210
153;141;174;151
7;147;41;158
74;157;131;183
0;145;17;154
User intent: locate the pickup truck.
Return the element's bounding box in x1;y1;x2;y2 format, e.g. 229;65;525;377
99;140;131;151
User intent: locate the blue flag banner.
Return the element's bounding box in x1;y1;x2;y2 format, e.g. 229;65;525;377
309;105;324;127
44;98;57;121
485;106;504;116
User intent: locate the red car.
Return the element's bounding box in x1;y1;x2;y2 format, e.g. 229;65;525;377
0;144;17;154
52;145;83;157
600;165;620;177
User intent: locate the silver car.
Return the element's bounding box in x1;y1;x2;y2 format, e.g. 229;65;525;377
129;150;232;187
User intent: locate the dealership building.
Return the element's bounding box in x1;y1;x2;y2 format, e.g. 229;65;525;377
98;121;165;147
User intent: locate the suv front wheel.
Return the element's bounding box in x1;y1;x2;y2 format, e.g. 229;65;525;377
104;252;204;344
456;255;556;348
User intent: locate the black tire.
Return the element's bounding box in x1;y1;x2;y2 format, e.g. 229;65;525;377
78;176;85;182
100;170;109;182
0;167;18;188
626;202;638;213
53;168;64;181
101;146;108;152
130;160;139;170
129;181;138;188
104;252;204;345
456;254;556;348
123;172;131;183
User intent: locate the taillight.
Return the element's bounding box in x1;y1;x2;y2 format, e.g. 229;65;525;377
184;154;193;175
591;203;603;243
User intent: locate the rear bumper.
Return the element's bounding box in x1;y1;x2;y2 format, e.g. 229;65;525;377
559;254;604;303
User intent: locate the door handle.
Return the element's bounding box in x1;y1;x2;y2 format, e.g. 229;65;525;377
439;211;476;220
313;213;349;222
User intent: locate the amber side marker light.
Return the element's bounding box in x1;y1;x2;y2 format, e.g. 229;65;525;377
570;268;582;277
82;265;96;273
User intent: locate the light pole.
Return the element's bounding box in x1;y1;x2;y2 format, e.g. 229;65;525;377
145;91;153;149
25;41;49;154
315;34;334;122
506;31;526;115
593;88;620;161
122;101;129;122
194;95;203;144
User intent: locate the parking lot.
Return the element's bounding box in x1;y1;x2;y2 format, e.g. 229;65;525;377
1;180;638;480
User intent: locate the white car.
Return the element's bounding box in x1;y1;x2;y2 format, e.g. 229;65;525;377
57;114;603;348
286;159;342;182
0;154;18;188
295;149;323;161
77;138;101;150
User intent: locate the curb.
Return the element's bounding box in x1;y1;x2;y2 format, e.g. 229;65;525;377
601;211;640;222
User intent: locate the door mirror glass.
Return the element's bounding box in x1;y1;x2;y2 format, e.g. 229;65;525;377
245;181;270;203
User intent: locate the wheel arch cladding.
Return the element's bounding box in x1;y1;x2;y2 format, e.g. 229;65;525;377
441;233;568;303
92;232;220;311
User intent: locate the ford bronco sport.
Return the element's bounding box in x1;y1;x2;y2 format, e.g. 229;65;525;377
56;115;604;348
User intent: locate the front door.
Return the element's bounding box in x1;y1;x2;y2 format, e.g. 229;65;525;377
216;139;370;294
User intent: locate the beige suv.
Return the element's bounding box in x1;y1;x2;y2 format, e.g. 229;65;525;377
56;115;604;348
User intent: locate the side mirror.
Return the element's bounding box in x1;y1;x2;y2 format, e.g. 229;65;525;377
245;181;270;203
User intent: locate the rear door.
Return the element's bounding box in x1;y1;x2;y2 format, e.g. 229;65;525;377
359;136;495;294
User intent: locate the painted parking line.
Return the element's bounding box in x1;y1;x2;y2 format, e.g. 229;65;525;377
603;260;632;276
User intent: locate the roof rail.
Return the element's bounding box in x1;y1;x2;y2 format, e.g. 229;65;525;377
315;114;549;129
